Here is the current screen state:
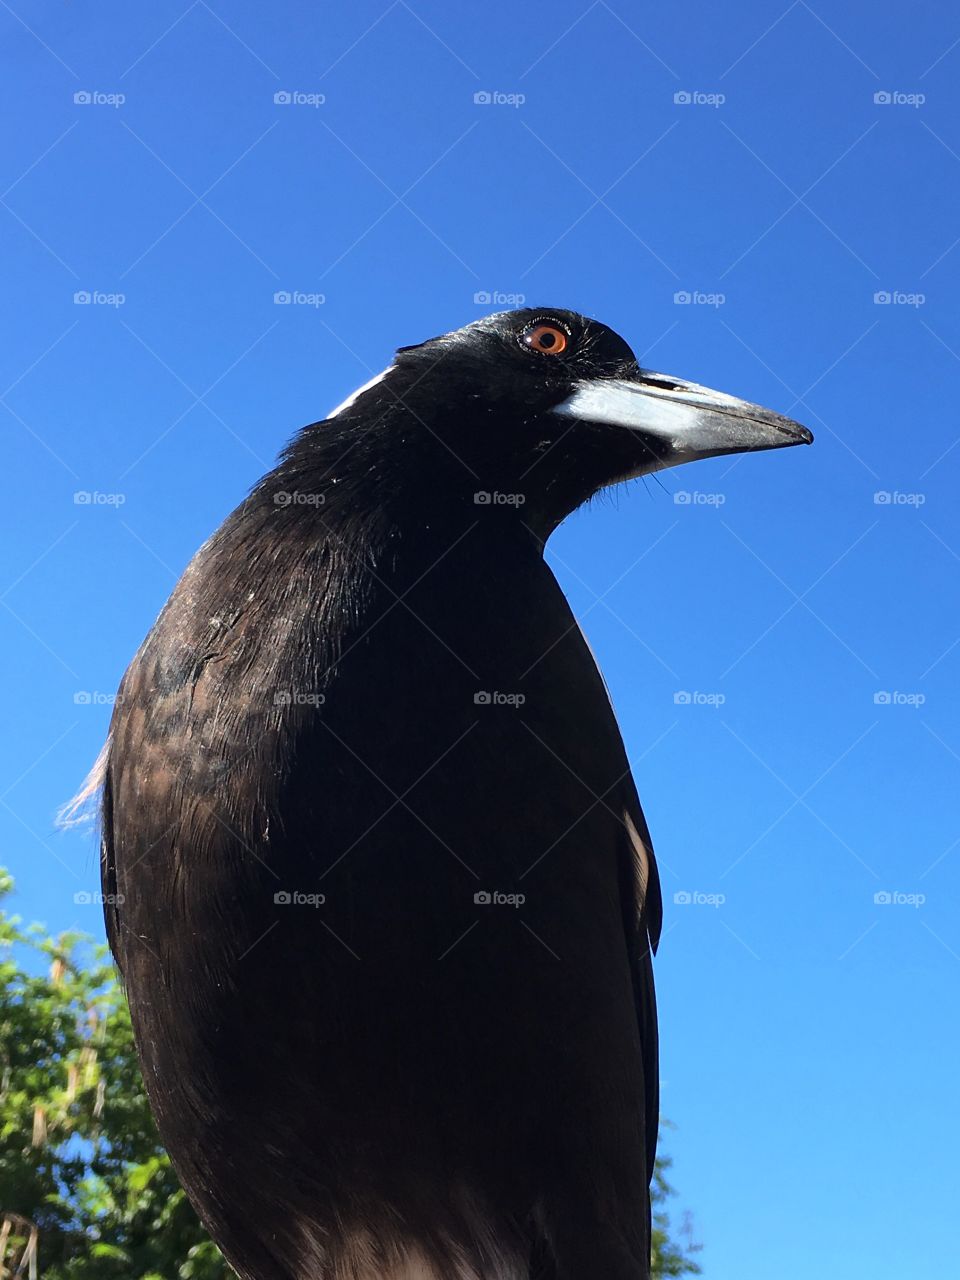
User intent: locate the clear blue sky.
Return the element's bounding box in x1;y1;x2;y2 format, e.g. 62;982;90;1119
2;1;958;1275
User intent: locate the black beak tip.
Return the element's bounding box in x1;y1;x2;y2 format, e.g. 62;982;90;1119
779;419;813;447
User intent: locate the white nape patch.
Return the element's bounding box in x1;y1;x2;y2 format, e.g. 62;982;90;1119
326;366;394;419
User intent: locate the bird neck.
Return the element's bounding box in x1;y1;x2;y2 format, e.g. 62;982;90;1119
256;416;557;553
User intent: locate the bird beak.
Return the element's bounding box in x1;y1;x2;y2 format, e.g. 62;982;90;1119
552;371;813;473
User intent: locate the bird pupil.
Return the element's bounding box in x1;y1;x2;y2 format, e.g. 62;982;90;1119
539;331;556;348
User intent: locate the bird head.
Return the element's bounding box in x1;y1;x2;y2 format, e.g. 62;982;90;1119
318;307;812;539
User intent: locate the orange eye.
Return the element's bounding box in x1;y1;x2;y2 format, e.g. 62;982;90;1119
521;322;569;355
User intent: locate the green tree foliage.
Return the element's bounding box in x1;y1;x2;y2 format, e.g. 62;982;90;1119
0;870;232;1279
0;871;700;1278
652;1132;702;1278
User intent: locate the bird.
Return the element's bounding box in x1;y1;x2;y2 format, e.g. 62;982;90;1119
97;308;811;1280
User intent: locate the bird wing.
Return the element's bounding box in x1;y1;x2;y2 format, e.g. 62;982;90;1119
621;781;662;1183
572;617;662;1179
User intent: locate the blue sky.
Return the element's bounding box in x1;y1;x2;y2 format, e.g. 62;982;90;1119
2;1;958;1275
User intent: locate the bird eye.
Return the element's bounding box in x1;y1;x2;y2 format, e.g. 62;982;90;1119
521;322;569;356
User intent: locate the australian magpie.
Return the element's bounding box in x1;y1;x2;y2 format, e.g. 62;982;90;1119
98;309;811;1280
